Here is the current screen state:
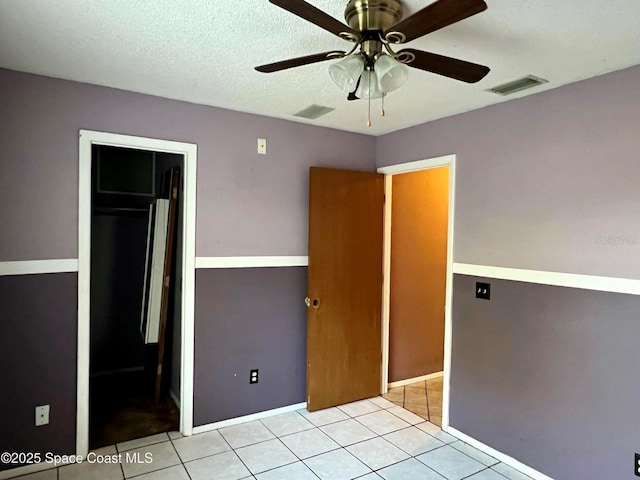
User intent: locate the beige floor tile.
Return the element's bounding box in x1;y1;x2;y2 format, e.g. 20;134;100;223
172;429;230;463
404;388;427;406
15;469;58;480
404;403;429;419
427;389;443;401
429;415;443;427
426;377;443;388
59;459;123;480
368;396;397;409
131;465;190;480
427;386;443;424
406;381;426;390
428;404;442;416
382;388;404;403
388;406;426;425
121;441;180;478
117;433;169;453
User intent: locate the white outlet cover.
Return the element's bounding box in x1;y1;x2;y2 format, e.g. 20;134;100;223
257;138;266;155
35;405;50;426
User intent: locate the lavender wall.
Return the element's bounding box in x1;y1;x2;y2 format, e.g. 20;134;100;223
0;67;374;469
193;267;307;425
451;274;640;480
377;64;640;279
0;273;77;470
377;64;640;479
0;67;376;261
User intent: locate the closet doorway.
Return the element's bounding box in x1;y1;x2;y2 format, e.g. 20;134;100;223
78;131;197;455
90;144;182;448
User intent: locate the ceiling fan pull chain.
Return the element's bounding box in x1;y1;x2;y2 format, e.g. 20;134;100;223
367;92;372;127
381;93;385;117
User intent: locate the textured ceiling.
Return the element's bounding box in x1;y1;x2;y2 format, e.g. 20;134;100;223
1;0;639;135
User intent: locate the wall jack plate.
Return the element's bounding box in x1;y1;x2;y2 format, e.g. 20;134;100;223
250;369;259;384
476;282;490;300
257;138;267;155
35;405;50;426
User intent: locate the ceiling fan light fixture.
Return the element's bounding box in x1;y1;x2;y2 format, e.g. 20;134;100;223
356;70;383;99
374;54;408;93
329;55;365;92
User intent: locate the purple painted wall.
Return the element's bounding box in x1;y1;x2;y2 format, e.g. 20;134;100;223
194;267;307;425
0;273;77;470
451;274;640;480
4;60;640;479
0;67;376;261
377;65;640;479
0;67;373;470
377;64;640;279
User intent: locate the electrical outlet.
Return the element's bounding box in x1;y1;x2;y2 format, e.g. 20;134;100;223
257;138;267;155
35;405;50;426
476;282;490;300
250;369;259;384
635;453;640;476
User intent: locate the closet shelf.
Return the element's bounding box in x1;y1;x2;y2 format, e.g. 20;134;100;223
93;207;149;215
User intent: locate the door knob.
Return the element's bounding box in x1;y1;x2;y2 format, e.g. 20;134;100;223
305;297;320;308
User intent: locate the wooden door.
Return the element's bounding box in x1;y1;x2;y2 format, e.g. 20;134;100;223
307;167;384;411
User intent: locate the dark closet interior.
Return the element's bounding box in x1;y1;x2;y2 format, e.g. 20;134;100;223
89;145;184;449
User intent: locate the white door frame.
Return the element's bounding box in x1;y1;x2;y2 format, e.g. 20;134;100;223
377;154;456;429
78;130;197;455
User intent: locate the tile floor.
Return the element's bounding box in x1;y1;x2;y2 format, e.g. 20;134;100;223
8;397;533;480
383;376;444;426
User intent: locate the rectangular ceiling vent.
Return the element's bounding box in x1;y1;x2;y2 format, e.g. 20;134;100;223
487;75;549;96
293;104;335;120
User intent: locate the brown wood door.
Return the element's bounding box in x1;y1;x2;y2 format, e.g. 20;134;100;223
306;167;384;412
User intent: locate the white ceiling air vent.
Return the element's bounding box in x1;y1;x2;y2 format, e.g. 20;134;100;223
293;104;335;120
487;75;549;95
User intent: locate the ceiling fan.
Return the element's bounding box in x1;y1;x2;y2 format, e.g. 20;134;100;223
256;0;491;122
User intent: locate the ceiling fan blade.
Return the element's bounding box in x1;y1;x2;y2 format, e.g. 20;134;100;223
385;0;487;43
269;0;357;39
255;51;344;73
347;76;361;100
400;49;489;83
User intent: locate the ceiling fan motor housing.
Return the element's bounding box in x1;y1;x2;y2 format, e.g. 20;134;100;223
344;0;403;32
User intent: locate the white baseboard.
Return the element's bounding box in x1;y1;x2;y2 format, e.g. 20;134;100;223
388;371;443;389
446;427;554;480
192;402;307;435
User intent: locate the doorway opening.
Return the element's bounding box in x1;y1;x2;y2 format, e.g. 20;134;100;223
78;131;197;455
89;145;182;448
378;154;456;429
